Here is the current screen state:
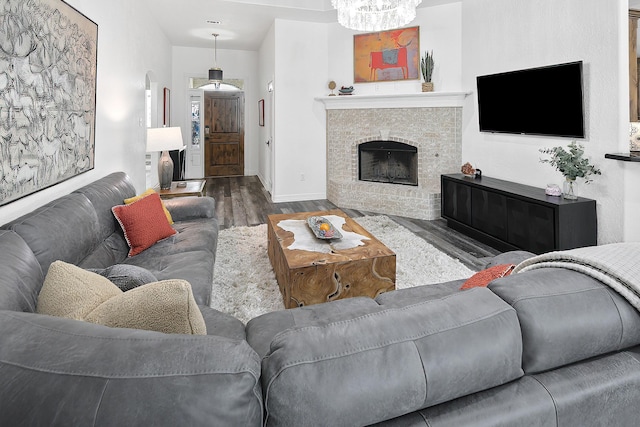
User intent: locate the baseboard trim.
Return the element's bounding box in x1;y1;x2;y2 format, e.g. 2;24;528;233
272;192;327;203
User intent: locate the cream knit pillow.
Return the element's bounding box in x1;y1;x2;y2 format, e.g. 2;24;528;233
37;261;121;320
37;261;206;335
85;280;206;334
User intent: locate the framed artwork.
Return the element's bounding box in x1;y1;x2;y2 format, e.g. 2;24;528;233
0;0;98;206
354;26;420;83
258;99;265;127
163;88;171;126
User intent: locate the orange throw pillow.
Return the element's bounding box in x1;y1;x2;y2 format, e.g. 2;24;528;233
124;188;173;224
460;264;515;290
112;192;177;257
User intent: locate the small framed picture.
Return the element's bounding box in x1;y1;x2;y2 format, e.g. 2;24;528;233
258;99;265;126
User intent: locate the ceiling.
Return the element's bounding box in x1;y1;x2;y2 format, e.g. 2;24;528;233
143;0;459;51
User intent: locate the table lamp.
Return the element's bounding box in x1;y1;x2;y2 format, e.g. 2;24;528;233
146;127;185;190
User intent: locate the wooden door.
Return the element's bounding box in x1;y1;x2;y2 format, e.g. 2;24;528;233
204;92;244;176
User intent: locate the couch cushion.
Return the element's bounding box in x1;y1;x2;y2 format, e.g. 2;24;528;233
72;172;136;243
260;288;523;426
247;297;383;358
374;280;463;307
373;375;556;427
532;348;640;427
77;231;130;269
2;193;100;273
125;250;215;306
489;268;640;373
112;192;177;257
0;230;44;312
37;261;206;335
0;310;262;426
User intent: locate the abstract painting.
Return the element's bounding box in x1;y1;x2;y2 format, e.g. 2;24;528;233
0;0;98;206
354;26;419;83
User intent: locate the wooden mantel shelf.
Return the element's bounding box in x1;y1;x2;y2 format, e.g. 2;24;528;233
604;153;640;162
315;91;472;110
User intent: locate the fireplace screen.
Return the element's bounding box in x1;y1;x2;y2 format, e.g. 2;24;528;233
358;141;418;186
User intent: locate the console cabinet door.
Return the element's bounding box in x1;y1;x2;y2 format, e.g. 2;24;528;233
471;188;508;241
506;198;555;254
442;179;471;225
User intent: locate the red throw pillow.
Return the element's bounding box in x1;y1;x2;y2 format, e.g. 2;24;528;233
460;264;515;290
112;192;177;257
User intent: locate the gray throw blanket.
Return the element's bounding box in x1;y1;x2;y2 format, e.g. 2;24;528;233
513;243;640;311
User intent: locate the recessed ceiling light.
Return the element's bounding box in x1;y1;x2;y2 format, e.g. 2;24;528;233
206;20;221;24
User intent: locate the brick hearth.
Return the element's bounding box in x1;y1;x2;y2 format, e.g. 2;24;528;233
324;102;463;220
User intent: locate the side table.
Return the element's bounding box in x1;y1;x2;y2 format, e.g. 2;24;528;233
158;180;206;199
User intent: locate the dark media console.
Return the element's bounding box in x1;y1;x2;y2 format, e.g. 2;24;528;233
441;174;597;254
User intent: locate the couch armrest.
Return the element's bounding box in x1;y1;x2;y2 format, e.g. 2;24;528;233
163;196;216;222
485;250;535;269
0;310;262;426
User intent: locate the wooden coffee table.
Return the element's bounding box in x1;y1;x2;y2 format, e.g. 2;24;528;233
267;209;396;308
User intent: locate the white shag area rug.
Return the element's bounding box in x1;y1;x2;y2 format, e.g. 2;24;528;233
209;215;475;324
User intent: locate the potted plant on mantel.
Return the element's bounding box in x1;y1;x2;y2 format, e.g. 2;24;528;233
420;50;435;92
539;141;601;200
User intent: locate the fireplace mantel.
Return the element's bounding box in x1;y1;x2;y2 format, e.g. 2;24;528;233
316;91;471;110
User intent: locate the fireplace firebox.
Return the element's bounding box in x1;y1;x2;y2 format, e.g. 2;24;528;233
358;141;418;186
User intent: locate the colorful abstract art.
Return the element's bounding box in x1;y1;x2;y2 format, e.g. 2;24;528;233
354;26;420;83
0;0;97;206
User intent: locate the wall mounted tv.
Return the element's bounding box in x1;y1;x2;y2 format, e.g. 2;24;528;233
476;61;585;138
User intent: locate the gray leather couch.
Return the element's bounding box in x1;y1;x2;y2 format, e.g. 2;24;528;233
3;172;640;426
0;172;263;426
246;251;640;426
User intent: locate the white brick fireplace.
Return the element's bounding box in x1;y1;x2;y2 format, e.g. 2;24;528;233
318;92;469;220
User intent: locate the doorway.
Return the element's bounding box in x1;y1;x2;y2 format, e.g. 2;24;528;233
204;91;245;177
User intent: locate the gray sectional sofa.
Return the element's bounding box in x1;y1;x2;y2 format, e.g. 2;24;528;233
0;172;262;425
2;171;640;426
248;251;640;426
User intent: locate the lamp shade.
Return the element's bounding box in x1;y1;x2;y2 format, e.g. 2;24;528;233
209;67;223;82
146;127;185;152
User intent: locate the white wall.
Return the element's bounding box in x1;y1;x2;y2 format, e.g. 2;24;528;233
0;0;172;225
327;3;463;94
171;47;260;176
263;3;462;203
258;24;276;192
461;0;628;243
271;19;329;202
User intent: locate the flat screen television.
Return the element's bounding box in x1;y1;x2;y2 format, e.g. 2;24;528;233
476;61;585;138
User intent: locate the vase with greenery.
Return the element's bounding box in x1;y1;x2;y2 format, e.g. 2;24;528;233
539;141;601;200
420;50;434;92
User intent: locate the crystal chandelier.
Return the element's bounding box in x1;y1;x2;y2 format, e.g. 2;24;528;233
331;0;422;32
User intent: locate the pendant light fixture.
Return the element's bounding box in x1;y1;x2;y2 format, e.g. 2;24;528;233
208;33;223;89
331;0;422;32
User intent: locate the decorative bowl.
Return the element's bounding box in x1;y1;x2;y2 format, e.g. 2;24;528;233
307;216;342;240
338;86;354;95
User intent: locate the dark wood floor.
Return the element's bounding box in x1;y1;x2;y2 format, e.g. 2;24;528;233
204;176;501;271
